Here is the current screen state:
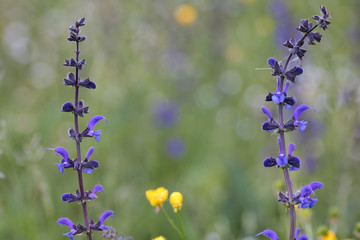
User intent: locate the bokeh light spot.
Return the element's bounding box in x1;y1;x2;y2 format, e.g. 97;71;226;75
174;4;198;26
254;15;274;37
225;44;246;64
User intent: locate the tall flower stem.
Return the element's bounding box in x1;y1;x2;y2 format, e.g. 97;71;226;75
74;33;92;240
277;24;319;240
278;100;296;240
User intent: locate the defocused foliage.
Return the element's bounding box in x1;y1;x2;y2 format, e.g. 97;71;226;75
0;0;359;239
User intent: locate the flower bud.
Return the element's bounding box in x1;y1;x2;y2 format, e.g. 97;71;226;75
170;192;183;212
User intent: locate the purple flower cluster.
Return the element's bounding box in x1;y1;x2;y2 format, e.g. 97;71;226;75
256;6;331;240
50;18;112;240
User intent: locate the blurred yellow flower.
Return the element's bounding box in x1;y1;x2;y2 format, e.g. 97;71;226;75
146;187;168;208
174;4;198;26
321;230;337;240
152;236;166;240
170;192;183;212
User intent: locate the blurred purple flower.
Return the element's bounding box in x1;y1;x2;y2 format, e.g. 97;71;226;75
269;0;297;45
166;138;185;159
154;101;178;128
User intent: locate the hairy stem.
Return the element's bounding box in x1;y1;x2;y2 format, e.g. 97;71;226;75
74;36;92;240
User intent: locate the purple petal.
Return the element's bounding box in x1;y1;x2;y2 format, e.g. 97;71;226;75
297;120;308;132
276;155;288;166
255;229;279;240
94;132;102;142
267;58;277;68
295;228;301;240
82;168;94;174
54;147;69;161
288;156;300;171
293;105;310;120
284;81;290;94
62;102;75;112
263;158;277;167
261;106;272;119
99;210;114;224
63;232;75;240
271;92;285;104
288;143;296;155
93;184;104;194
61;193;72;201
298;234;309;240
300;185;312;198
88;115;107;131
55;163;64;174
57;218;75;229
85;147;95;160
262;122;275;132
309;182;323;191
294;67;303;75
90;160;99;168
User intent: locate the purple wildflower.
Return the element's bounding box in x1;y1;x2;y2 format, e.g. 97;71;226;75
81;115;107;142
283;37;307;60
294;182;323;208
166;138;185;159
81;147;99;174
265;79;296;108
90;210;114;231
287;143;300;171
154;101;178;128
313;6;331;30
89;184;104;199
261;106;279;132
284;104;311;132
263;139;300;169
269;0;296;45
62;184;104;203
285;66;303;82
57;218;86;240
52;147;74;174
267;57;283;76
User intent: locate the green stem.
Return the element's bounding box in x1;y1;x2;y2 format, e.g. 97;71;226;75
160;207;183;239
177;211;186;240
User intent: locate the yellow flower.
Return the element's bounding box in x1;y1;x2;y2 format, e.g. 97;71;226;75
170;192;183;212
152;236;166;240
321;230;337;240
174;4;198;26
146;187;168;208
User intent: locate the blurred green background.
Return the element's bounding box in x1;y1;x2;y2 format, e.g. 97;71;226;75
0;0;359;239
